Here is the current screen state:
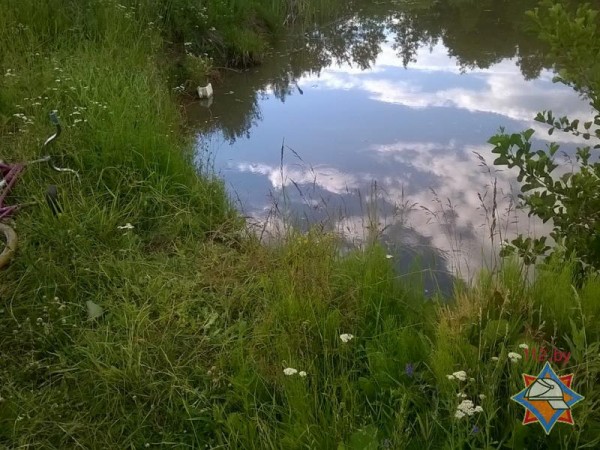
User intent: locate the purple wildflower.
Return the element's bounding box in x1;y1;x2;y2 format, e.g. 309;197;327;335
405;363;414;377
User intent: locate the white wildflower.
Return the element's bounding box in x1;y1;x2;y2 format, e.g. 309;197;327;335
452;371;467;381
508;352;522;363
339;333;354;343
117;223;134;230
457;399;474;411
283;368;298;376
479;394;486;400
519;343;529;350
456;399;483;417
446;375;455;380
454;410;466;419
299;371;307;377
385;254;393;259
491;356;499;361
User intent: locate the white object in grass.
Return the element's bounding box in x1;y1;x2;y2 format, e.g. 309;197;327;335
86;300;104;321
339;333;354;343
197;83;213;99
508;352;523;363
452;370;468;381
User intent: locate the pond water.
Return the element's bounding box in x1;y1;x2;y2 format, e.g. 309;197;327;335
188;0;592;290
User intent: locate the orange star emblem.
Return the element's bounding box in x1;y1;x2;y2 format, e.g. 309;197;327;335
511;362;584;434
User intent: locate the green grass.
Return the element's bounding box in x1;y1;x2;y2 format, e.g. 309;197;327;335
1;0;600;448
3;228;600;447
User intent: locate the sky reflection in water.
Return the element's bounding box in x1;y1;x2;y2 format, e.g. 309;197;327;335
195;29;592;286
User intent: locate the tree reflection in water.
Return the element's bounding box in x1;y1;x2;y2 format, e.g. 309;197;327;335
187;0;546;142
186;0;560;291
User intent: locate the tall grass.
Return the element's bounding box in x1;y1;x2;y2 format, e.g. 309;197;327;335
3;225;600;447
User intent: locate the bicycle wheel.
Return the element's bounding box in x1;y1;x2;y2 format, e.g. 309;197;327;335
0;223;17;269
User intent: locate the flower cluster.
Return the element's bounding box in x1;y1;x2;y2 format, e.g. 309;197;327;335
283;368;307;377
90;100;109;110
116;3;135;19
339;333;354;343
447;370;467;381
490;344;528;363
70;106;88;125
12;112;34;125
508;352;522;363
454;399;484;419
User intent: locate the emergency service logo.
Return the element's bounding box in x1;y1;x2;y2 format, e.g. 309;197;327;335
511;361;584;434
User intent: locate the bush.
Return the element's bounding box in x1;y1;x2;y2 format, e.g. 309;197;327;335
489;0;600;274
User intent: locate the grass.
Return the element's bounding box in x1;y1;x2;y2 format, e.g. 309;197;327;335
1;0;600;448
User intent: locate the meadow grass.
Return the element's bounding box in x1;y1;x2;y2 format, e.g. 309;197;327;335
1;0;600;448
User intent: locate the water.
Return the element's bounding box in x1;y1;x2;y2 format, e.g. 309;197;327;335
188;0;592;288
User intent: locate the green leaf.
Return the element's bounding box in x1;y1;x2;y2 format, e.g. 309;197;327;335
523;128;535;140
509;133;523;146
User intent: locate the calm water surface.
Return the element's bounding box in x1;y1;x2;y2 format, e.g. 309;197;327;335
189;0;591;288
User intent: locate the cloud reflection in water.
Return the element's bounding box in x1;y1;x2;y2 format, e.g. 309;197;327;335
204;34;590;283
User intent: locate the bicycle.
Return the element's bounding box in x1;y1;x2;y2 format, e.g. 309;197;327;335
0;112;79;269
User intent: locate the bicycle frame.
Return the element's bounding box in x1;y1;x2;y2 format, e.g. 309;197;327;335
1;112;79;268
0;161;25;219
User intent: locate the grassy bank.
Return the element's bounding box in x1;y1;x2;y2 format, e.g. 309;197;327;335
2;0;600;448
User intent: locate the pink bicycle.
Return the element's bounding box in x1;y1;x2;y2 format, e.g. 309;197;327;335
0;112;79;268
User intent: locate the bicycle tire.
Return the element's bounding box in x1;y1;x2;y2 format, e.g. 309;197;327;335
0;223;17;269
